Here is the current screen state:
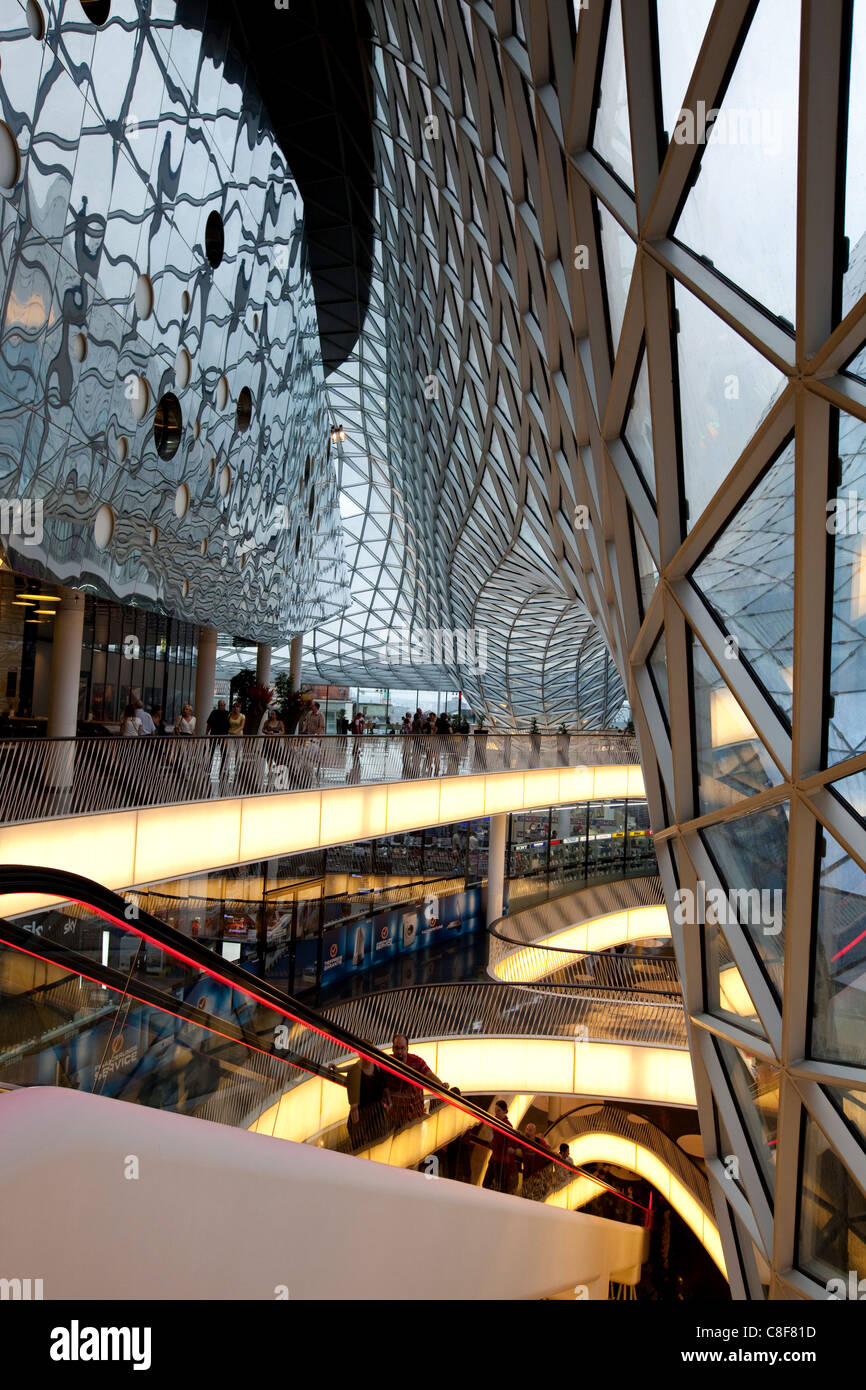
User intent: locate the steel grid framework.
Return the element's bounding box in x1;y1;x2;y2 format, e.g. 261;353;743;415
315;0;866;1300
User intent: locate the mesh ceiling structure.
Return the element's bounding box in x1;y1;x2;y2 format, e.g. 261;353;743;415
312;0;866;1300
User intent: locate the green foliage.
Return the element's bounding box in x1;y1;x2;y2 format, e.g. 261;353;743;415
274;671;304;734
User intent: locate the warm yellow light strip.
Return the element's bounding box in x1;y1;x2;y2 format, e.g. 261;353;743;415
491;904;671;982
549;1132;726;1276
0;762;643;914
250;1039;694;1151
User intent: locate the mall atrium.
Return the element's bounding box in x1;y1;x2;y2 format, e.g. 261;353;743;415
0;0;863;1314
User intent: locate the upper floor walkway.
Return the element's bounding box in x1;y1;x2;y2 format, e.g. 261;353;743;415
0;731;643;913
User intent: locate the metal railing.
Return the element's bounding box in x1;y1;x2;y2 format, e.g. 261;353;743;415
0;730;639;827
322;978;687;1050
546;1103;714;1215
488;876;673;988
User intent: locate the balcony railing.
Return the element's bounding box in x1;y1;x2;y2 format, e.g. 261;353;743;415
0;730;639;827
323;977;687;1051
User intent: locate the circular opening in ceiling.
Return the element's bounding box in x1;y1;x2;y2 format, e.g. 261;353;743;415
236;386;252;432
129;375;149;422
192;418;201;441
25;1;45;40
181;290;190;315
303;456;310;485
0;123;21;192
134;273;153;321
149;525;158;547
182;578;190;598
174;347;191;391
174;482;190;520
208;456;216;479
215;375;229;411
200;536;208;557
154;392;182;461
218;464;231;498
253;313;259;332
79;0;111;23
93;503;114;550
204;210;224;269
295;529;300;557
115;435;128;463
308;487;315;519
71;332;87;363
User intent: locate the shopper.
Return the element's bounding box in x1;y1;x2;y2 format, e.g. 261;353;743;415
347;1055;388;1150
520;1122;556;1200
206;699;230;736
483;1099;521;1194
175;704;196;734
383;1032;446;1131
120;702;142;737
134;699;155;735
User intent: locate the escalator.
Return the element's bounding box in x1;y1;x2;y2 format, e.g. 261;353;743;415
0;863;639;1205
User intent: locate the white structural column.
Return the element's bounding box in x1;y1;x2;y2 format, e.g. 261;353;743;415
486;812;508;927
46;588;85;738
256;643;271;689
194;626;218;727
289;633;303;690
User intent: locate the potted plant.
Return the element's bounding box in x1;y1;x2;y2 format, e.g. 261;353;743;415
246;684;275;736
529;716;542;768
557;722;570;766
473;710;488;770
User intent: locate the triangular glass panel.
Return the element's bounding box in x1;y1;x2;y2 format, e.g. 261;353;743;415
673;0;799;326
647;628;670;730
692;437;794;724
632;514;657;616
597;199;636;361
624;342;655;497
798;1110;866;1287
705;917;768;1038
843;2;866;317
828;768;866;829
656;0;716;141
826;1085;866;1154
827;409;866;768
701;801;788;1002
675;279;786;526
715;1036;779;1195
812;827;866;1068
690;626;783;815
591;0;633;190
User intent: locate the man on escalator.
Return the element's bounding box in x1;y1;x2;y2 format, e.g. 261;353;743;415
482;1099;522;1195
382;1032;446;1132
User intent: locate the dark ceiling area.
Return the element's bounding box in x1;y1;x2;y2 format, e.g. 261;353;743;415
182;0;376;375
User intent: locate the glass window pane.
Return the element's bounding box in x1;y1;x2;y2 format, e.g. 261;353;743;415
692;439;795;724
826;409;866;767
672;0;799;326
716;1037;779;1195
691;628;783;814
705;919;765;1036
812;830;866;1067
597;199;636;359
798;1110;866;1290
675;281;786;526
701;803;788;1001
623;343;655;497
842;1;866;317
656;0;717;140
591;0;633;189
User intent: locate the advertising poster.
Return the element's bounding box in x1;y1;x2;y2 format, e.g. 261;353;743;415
372;912;398;962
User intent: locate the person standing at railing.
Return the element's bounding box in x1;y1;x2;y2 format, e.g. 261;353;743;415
134;699;154;736
207;699;230;788
175;704;196;735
